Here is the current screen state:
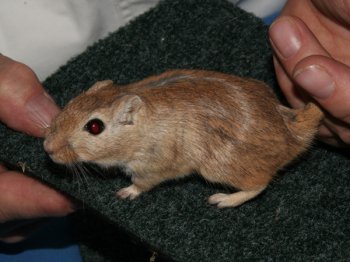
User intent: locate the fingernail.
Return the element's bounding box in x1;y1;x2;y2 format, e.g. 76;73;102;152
269;18;301;59
25;92;60;129
294;65;335;99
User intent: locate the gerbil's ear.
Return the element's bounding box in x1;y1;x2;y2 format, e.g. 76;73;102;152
114;95;144;125
86;80;113;94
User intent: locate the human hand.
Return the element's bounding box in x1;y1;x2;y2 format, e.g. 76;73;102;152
269;0;350;147
0;55;74;242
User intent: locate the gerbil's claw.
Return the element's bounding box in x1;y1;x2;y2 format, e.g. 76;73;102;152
208;188;265;208
116;184;141;200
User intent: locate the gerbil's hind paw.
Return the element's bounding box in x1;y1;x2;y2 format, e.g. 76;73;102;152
116;185;141;200
208;188;265;208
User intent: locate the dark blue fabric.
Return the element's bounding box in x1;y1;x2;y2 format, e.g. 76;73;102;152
0;217;81;262
263;10;280;24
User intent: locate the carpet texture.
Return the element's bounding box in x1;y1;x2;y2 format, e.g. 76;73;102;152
1;0;349;261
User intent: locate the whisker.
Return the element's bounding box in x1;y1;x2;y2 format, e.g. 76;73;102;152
78;163;91;187
71;163;82;194
88;163;104;178
65;148;84;194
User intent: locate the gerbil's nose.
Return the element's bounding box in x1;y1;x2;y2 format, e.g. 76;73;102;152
43;139;54;155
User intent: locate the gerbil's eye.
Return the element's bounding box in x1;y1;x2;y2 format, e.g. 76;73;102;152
84;118;105;135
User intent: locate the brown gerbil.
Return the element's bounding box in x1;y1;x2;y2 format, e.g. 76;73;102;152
44;70;323;208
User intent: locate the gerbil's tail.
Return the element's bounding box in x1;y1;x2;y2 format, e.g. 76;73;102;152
278;102;324;144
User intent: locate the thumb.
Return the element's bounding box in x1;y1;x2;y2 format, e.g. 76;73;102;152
0;55;60;137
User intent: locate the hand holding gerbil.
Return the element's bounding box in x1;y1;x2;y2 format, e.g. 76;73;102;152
0;55;74;241
44;70;323;208
269;0;350;147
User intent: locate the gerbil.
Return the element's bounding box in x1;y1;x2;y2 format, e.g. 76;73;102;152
44;70;323;208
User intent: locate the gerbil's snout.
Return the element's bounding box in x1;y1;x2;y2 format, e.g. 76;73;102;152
43;138;54;155
43;136;77;165
43;137;60;160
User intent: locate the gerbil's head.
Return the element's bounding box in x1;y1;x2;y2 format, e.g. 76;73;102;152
44;80;145;167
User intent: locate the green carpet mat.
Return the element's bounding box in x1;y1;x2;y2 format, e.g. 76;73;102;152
1;0;349;261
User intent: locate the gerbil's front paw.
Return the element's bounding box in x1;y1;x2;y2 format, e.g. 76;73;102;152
116;185;141;200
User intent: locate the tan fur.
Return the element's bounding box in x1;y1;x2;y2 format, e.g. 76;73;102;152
44;70;324;208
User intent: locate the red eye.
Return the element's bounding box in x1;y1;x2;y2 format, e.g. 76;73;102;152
85;118;105;135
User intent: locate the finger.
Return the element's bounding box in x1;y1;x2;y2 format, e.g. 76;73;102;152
0;55;60;137
0;167;74;223
0;164;6;173
312;0;350;26
273;56;307;108
269;16;330;76
268;15;331;109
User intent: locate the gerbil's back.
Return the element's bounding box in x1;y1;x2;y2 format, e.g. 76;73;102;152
124;70;291;150
124;70;279;113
